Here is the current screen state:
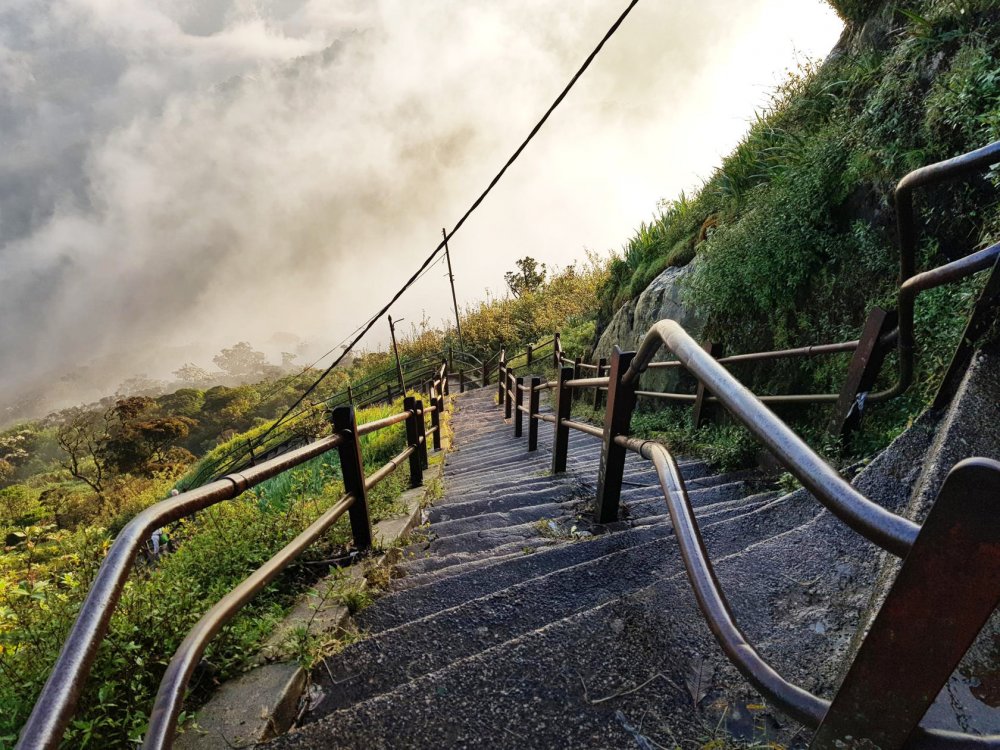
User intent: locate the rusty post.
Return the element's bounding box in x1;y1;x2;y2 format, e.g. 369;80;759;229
811;458;1000;749
415;399;428;469
514;376;525;437
553;332;561;367
526;344;533;366
430;386;441;452
595;348;637;523
460;369;465;393
593;357;607;410
829;307;897;440
331;406;373;551
692;341;721;429
528;376;541;452
551;366;574;474
403;396;423;487
573;356;582;401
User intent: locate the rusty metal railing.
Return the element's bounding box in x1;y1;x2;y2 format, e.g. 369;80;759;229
16;365;451;750
492;143;1000;746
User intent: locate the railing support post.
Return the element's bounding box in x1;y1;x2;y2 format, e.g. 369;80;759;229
415;399;429;469
526;344;533;366
459;369;465;393
481;363;489;388
553;332;561;367
331;406;373;551
386;384;393;403
403;396;423;487
514;376;524;437
551;366;574;474
528;376;541;451
498;350;506;406
811;458;1000;749
692;341;721;429
595;347;637;523
593;357;607;410
573;357;582;401
504;368;513;420
829;306;896;441
430;387;442;451
347;385;354;405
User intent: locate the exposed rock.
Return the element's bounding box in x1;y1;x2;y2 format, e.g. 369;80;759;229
594;259;705;393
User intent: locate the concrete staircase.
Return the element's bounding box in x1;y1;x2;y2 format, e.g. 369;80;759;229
262;351;1000;748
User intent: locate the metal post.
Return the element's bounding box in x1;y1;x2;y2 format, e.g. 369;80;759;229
573;357;582;401
811;459;1000;749
504;368;513;420
551;366;573;474
442;228;464;350
415;399;428;469
593;357;607;410
388;315;406;394
553;332;561;367
460;369;465;393
828;307;897;440
403;396;423;487
692;341;721;429
514;376;525;437
528;376;541;452
526;344;533;366
595;348;637;523
430;386;441;452
331;406;373;551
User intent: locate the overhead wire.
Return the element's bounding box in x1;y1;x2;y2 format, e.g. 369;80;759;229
246;0;643;452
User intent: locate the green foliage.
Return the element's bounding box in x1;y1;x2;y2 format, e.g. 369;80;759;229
827;0;884;24
504;257;547;298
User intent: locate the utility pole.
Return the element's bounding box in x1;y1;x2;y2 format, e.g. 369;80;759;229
388;315;406;394
442;228;464;351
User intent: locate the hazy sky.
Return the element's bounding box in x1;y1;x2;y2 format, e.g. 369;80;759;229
0;0;842;406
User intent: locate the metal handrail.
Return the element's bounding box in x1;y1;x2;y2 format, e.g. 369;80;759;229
622;320;918;557
613;436;1000;747
15;402;425;750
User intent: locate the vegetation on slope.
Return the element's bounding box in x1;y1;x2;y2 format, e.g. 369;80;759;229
597;0;1000;457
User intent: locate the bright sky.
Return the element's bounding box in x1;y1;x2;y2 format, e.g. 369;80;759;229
0;0;843;405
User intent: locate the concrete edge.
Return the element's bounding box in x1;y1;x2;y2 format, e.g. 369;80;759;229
175;401;453;749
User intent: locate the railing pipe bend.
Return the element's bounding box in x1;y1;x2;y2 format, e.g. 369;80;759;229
14;430;349;750
143;493;356;750
622;320;919;557
615;435;829;727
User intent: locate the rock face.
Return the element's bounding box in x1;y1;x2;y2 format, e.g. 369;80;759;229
593;259;705;393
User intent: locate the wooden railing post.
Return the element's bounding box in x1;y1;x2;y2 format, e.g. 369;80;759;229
386;384;393;403
430;385;442;451
347;385;354;405
459;369;465;393
692;341;721;429
595;347;637;523
553;332;561;367
573;357;582;401
526;344;533;366
528;376;541;452
415;399;429;469
514;376;525;437
403;396;423;487
828;306;897;441
443;362;450;396
481;363;489;387
811;459;1000;749
331;405;373;551
593;357;607;410
504;368;513;420
551;366;574;474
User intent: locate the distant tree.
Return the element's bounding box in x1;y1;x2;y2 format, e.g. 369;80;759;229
56;407;111;496
281;352;298;370
117;374;165;397
173;363;213;386
504;257;547;298
213;342;268;380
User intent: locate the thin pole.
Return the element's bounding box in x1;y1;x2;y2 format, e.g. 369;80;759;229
388;315;406;394
443;228;464;350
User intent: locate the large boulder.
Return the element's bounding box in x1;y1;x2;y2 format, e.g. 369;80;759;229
593;260;705;394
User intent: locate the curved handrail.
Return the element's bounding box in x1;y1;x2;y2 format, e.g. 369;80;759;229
621;320;919;557
616;435;1000;748
15;400;427;750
